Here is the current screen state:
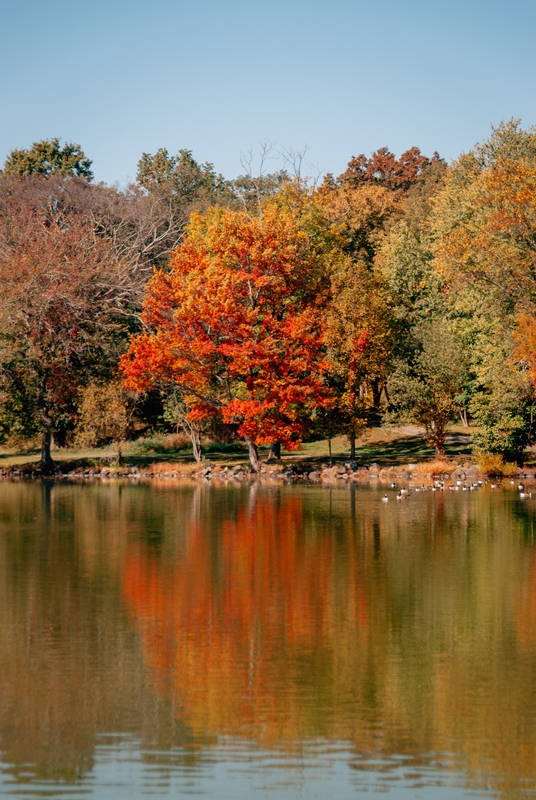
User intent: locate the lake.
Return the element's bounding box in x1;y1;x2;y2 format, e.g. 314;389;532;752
0;478;534;799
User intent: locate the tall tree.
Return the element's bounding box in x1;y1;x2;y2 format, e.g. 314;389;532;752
3;138;93;180
335;146;442;195
430;120;536;455
386;319;465;455
121;200;332;470
0;202;138;471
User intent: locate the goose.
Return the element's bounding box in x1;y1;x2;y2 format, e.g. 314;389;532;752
382;494;389;503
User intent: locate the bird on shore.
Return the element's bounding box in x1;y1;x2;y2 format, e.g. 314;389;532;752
382;494;389;503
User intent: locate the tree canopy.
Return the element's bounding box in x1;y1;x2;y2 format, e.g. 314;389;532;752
3;138;93;180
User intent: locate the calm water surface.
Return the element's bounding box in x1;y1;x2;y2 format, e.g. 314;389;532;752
0;479;535;798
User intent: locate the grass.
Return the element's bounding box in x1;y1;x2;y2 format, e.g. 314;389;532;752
0;424;476;472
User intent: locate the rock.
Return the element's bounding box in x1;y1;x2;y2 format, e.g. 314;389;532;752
466;465;478;477
308;471;320;481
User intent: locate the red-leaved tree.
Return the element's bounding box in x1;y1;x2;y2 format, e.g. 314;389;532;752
121;202;332;470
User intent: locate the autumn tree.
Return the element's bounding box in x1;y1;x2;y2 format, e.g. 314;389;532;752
334;146;442;195
386;319;465;455
324;257;394;457
75;380;137;463
3;137;93;180
121;199;332;471
431;120;536;455
0;202;139;471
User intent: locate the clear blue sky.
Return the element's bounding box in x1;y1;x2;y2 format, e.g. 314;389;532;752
1;0;534;185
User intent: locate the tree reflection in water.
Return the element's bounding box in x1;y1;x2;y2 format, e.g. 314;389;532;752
0;480;533;798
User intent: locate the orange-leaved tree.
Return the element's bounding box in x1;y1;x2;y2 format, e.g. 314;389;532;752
121;201;332;470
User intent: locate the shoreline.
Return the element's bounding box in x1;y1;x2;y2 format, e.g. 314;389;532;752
1;460;534;484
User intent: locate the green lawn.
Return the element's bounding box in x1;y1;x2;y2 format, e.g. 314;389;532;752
0;425;475;471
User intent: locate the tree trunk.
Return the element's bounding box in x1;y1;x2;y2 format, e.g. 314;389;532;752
191;433;202;463
244;436;261;472
116;441;123;465
40;427;54;474
183;418;202;462
460;409;469;428
266;442;281;463
371;379;382;414
349;432;356;461
328;437;332;466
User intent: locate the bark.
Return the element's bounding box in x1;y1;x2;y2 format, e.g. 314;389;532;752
349;433;356;461
40;427;54;474
266;442;281;462
244;436;261;472
191;432;202;463
328;437;333;466
179;417;202;462
116;441;123;465
429;418;446;458
460;409;469;428
371;379;382;412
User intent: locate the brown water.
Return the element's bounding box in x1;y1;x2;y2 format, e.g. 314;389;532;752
0;479;535;798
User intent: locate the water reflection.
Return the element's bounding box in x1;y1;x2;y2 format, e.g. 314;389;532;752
0;480;534;797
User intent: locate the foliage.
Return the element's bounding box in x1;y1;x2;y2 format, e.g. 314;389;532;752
121;198;332;469
477;453;519;476
137;148;226;205
324;258;394;446
3;138;93;180
411;459;460;477
3;125;536;465
0;201;137;469
162;389;203;462
386;320;465;454
334;146;443;195
75;380;136;461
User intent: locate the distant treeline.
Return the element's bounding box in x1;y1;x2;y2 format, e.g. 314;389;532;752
1;122;535;471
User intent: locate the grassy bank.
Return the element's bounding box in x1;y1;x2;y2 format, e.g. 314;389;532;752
0;424;475;473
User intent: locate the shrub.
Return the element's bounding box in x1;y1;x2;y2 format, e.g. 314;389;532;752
412;459;459;477
477;453;518;476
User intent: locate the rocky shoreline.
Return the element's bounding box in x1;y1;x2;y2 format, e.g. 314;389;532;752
0;460;534;483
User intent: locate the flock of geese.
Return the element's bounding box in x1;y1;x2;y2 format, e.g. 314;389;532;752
382;479;533;503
